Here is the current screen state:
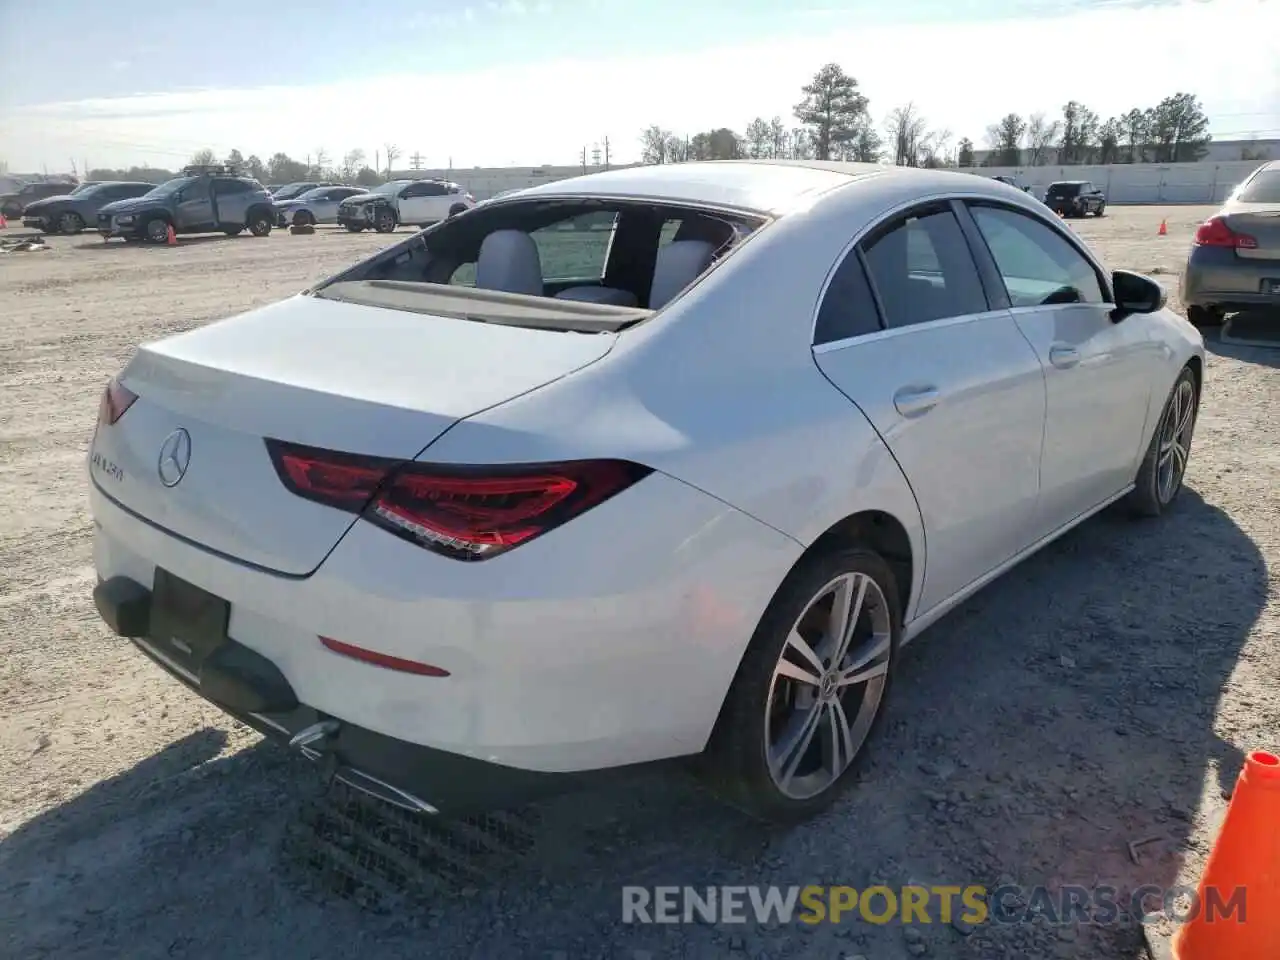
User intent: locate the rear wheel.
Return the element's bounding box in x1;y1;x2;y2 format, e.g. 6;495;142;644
702;547;898;822
1186;305;1224;328
59;211;85;234
1128;367;1198;518
248;212;273;237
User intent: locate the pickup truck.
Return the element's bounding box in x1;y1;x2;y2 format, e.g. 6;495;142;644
96;166;276;242
336;179;475;233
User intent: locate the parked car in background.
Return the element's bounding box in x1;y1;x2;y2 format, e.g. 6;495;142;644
336;179;474;233
0;179;80;219
1044;181;1106;218
97;165;275;243
270;181;339;202
88;161;1203;823
1180;158;1280;327
274;185;369;227
992;175;1033;194
22;181;155;234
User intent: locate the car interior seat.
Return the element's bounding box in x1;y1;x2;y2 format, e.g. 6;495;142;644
474;229;544;296
649;240;717;309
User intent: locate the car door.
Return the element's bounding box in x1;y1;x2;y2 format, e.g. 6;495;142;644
212;178;253;227
812;201;1047;616
313;188;342;222
174;181;215;230
963;201;1157;533
394;182;430;224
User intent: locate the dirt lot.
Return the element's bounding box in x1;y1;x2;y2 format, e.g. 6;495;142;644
1;207;1277;960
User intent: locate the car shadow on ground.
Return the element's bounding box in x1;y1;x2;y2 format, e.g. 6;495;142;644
0;490;1265;960
1205;319;1280;369
70;234;246;253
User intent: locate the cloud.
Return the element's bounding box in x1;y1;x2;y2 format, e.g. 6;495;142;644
3;0;1275;170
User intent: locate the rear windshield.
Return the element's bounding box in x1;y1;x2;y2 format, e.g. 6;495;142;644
1238;170;1280;203
1046;183;1080;197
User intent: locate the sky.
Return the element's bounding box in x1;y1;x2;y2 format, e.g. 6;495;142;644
0;0;1276;174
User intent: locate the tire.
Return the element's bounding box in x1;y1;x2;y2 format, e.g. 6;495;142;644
345;224;365;233
447;203;468;218
1127;366;1198;518
374;209;397;233
59;211;85;234
1094;203;1105;217
144;217;170;244
247;211;272;237
292;210;314;227
702;546;899;822
223;226;243;237
1186;305;1224;328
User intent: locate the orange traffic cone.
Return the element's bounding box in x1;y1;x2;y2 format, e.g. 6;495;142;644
1169;750;1280;959
1158;218;1168;236
165;224;176;245
0;213;7;229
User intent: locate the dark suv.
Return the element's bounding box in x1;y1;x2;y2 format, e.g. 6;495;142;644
96;165;276;242
1;180;80;219
1044;181;1106;218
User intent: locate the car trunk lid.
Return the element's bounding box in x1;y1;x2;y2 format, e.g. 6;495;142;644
90;294;617;576
1223;202;1280;260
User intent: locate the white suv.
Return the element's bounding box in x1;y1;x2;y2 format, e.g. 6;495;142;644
336;179;475;233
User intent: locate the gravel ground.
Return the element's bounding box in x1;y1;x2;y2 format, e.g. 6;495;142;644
1;207;1277;960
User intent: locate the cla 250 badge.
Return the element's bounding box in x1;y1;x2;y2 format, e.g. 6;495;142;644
92;451;124;483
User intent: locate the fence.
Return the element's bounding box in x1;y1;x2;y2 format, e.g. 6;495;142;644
968;160;1262;205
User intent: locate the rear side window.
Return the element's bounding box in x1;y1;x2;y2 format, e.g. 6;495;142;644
1238;170;1280;203
1047;183;1077;197
214;178;251;196
815;250;881;344
968;204;1106;307
859;208;988;329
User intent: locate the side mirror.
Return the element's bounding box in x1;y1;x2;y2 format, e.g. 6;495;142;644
1111;269;1166;321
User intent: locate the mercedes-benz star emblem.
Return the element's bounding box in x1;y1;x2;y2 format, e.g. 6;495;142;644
157;428;192;488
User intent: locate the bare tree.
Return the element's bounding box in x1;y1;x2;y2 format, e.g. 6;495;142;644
189;148;216;166
383;143;401;177
918;128;953;168
883;103;927;166
341;148;366;181
1025;112;1061;166
312;147;330;177
639;125;675;164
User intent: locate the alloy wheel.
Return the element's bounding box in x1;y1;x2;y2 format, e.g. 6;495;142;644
764;572;892;800
1157;378;1196;503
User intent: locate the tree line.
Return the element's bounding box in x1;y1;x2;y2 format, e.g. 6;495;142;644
640;63;1216;169
87;146;402;186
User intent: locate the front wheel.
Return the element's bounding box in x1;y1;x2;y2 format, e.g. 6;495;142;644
374;209;397;233
293;210;315;227
144;217;170;243
59;211;85;234
702;547;898;822
1128;367;1198;518
1094;203;1105;217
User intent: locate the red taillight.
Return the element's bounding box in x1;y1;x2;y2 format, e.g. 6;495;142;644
265;439;651;561
98;378;138;425
1193;216;1257;249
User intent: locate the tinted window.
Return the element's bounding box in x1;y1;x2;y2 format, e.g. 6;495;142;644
969;204;1106;307
1238;170;1280;203
859;208;988;329
1046;183;1079;197
816;250;881;344
214;178;250;195
531;212;616;279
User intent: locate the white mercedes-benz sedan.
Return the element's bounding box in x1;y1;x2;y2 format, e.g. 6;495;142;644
89;160;1204;822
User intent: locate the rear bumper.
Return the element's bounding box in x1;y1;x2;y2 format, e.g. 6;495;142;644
1181;245;1280;312
94;575;592;815
89;470;800;775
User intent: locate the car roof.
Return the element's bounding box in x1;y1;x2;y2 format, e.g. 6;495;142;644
505;160;1038;216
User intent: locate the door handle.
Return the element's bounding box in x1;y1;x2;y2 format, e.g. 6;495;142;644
1049;346;1080;369
893;386;940;417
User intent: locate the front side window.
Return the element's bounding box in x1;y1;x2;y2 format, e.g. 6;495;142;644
531;212;616;280
859;208;988;329
968;204;1107;308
